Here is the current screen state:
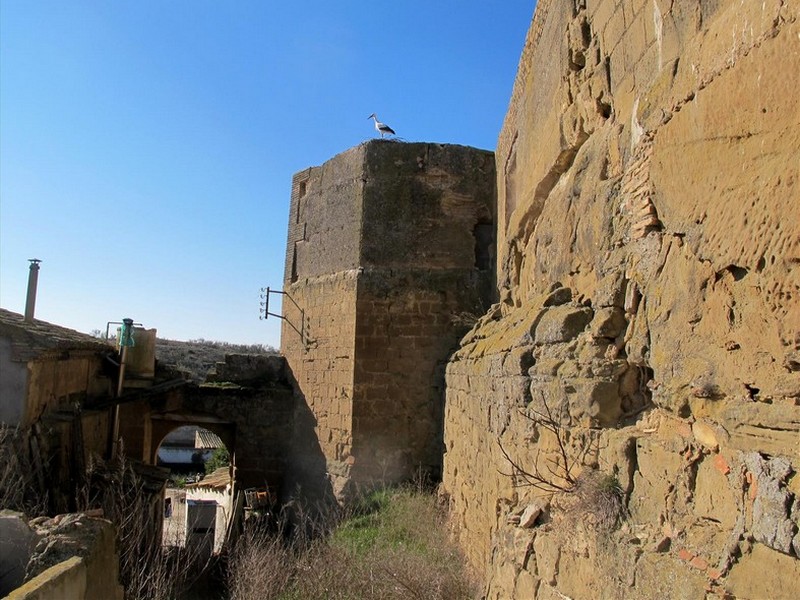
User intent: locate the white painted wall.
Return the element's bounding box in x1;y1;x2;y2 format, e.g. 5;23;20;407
186;486;232;553
156;447;212;465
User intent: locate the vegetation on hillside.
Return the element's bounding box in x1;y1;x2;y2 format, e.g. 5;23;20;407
155;337;277;382
91;329;278;383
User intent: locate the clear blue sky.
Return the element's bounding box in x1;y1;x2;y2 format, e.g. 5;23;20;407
1;1;535;347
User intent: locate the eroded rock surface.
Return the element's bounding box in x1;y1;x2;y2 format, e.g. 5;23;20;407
442;1;799;598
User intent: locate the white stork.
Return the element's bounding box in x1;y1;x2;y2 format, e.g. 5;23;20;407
368;113;396;138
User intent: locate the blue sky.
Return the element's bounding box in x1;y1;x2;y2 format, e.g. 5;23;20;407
1;1;535;347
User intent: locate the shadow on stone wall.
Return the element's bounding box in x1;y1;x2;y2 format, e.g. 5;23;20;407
281;366;336;514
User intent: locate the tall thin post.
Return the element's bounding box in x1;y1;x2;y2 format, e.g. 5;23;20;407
111;318;134;459
24;259;42;322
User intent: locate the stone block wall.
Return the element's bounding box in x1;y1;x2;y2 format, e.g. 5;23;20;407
281;148;364;500
442;0;799;598
352;268;489;483
282;269;359;499
192;384;294;493
115;370;294;495
282;140;496;498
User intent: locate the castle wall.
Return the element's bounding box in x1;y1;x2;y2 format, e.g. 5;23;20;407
352;269;490;483
282;141;496;498
283;270;358;499
442;0;800;598
282;149;363;499
351;143;495;485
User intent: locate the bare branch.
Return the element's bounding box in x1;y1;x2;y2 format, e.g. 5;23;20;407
497;439;572;493
496;395;577;493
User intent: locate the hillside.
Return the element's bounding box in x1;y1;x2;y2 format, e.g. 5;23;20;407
155;337;277;382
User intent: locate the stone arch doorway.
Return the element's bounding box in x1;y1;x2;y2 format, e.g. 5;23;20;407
155;420;237;554
155;424;233;476
149;417;235;468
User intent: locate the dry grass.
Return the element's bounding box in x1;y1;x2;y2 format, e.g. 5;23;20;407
228;487;478;600
81;452;210;600
0;425;47;516
227;517;295;600
568;469;627;534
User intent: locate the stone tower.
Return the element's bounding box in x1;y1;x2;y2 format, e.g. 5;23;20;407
281;139;496;499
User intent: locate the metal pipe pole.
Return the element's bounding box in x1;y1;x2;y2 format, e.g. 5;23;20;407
24;259;41;322
111;318;134;459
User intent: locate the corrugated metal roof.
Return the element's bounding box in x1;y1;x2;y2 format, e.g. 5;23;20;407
195;429;224;449
0;308;112;362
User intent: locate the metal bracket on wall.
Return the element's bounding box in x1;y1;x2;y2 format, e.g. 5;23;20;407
260;287;305;346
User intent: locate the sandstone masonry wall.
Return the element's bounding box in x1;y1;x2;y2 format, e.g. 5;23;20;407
442;1;800;598
115;363;294;494
282;147;364;499
282;141;495;499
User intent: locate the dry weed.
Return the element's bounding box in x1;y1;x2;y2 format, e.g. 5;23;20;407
228;487;478;600
0;425;47;515
227;517;294;600
569;469;627;533
81;452;210;600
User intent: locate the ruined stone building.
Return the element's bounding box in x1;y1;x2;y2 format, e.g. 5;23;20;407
281;140;496;498
1;309;293;598
0;308;116;512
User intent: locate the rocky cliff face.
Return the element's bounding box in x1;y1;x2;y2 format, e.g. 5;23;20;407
441;1;799;598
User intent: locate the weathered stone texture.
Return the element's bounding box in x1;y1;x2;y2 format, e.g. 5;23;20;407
116;373;294;495
283;141;496;499
190;384;294;493
443;0;799;597
283;270;359;499
4;513;124;600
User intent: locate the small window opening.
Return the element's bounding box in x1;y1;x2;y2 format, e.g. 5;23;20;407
291;243;299;283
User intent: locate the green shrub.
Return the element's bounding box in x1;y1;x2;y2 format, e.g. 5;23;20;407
205;447;230;474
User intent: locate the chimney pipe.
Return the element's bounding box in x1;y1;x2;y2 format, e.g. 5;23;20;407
24;259;42;322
